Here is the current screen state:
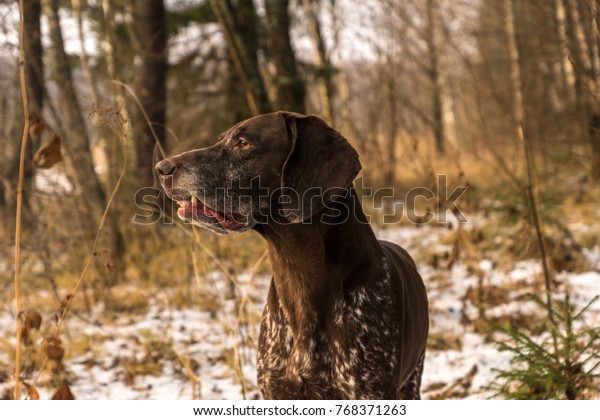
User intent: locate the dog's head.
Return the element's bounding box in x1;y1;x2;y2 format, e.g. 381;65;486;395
155;112;361;234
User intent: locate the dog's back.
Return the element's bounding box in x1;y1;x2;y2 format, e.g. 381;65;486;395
380;240;429;392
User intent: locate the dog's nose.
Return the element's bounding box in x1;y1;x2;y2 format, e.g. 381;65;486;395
155;159;176;177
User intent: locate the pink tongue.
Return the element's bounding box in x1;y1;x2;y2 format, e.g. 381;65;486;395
206;207;225;222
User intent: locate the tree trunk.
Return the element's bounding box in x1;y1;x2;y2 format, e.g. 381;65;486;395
565;0;600;178
303;0;335;124
329;0;352;133
426;0;455;155
210;0;271;115
555;0;576;103
46;0;125;290
384;56;398;187
6;0;43;217
504;0;526;143
265;0;306;112
24;0;43;120
133;0;167;188
586;0;600;179
504;0;557;337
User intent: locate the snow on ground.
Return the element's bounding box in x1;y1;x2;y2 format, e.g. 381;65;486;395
1;219;599;399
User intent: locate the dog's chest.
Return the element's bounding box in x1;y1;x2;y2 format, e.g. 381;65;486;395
257;274;400;399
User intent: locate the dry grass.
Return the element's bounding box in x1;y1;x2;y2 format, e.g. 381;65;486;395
2;118;599;399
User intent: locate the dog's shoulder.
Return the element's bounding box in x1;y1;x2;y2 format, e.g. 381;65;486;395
379;240;418;272
378;240;427;292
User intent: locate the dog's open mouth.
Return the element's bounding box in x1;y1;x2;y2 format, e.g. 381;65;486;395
176;195;248;231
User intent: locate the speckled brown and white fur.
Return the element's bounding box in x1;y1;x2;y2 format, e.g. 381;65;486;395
255;191;429;400
156;112;429;400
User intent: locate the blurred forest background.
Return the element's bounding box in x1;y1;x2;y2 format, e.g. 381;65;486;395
1;0;599;400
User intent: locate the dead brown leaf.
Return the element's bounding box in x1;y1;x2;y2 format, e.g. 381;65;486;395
25;311;42;330
19;310;42;342
22;382;40;400
20;324;30;343
33;133;63;169
41;337;65;362
29;118;47;137
51;383;75;400
429;365;478;399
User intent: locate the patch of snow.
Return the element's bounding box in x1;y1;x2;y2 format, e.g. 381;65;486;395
478;260;494;272
509;260;540;282
1;219;598;399
35;169;73;194
566;271;600;316
582;247;600;270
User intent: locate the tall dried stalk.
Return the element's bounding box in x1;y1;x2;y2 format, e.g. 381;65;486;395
52;144;128;335
504;0;558;341
30;107;129;387
123;79;259;396
13;0;32;400
114;81;167;158
190;234;247;399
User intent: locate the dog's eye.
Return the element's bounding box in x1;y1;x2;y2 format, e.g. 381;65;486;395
237;137;252;150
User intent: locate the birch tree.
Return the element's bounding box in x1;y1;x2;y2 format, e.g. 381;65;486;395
303;0;335;124
209;0;271;115
425;0;456;155
46;0;125;291
565;0;600;178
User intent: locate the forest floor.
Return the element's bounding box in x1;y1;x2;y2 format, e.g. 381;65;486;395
1;207;599;400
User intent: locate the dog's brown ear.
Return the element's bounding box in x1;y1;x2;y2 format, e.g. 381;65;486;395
279;112;361;223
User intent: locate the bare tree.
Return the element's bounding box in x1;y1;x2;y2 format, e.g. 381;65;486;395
133;0;167;188
328;0;354;133
46;0;124;290
303;0;335;124
23;0;43;121
209;0;271;115
265;0;306;112
556;0;577;104
565;0;600;178
425;0;456;155
5;0;43;217
370;0;457;162
504;0;557;336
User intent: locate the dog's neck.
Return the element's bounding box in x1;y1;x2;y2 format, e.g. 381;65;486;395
256;188;384;340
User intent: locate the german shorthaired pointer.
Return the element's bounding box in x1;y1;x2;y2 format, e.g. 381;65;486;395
155;112;429;399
